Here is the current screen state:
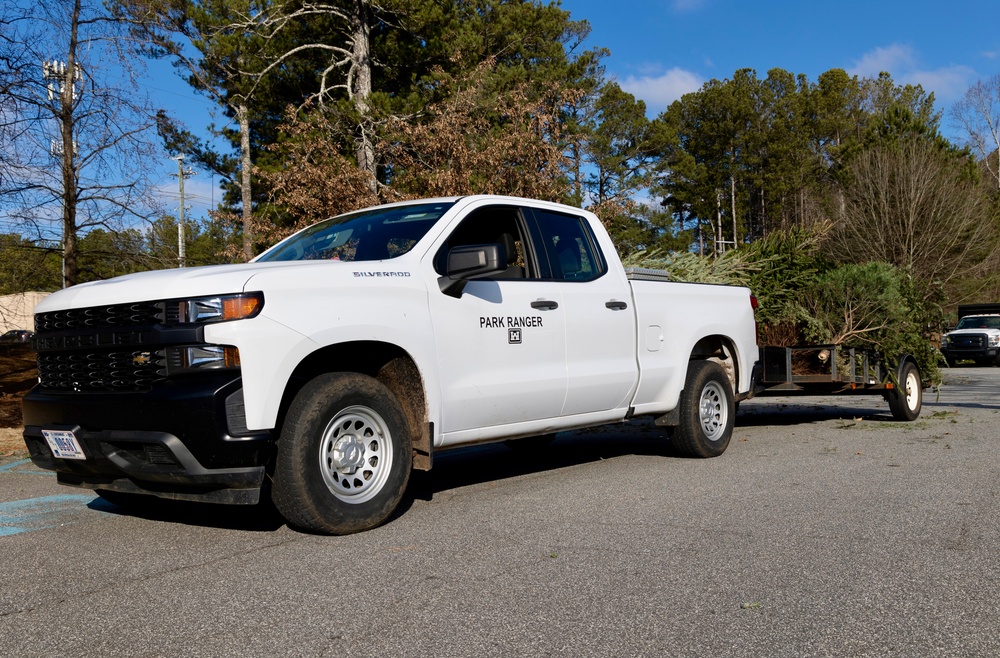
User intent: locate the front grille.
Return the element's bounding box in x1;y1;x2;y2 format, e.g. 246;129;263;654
953;334;987;348
35;301;170;333
37;349;165;392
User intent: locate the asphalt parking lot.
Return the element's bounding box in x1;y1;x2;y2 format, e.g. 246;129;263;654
1;367;998;657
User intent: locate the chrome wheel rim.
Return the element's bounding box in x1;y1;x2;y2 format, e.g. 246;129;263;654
318;405;393;504
699;381;728;442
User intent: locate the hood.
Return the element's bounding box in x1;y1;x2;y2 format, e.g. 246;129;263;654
33;261;357;312
947;327;1000;336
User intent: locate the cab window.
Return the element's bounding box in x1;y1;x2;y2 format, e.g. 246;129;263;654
434;206;534;279
532;209;604;281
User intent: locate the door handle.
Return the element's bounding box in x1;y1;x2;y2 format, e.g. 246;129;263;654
531;299;559;311
605;300;628;310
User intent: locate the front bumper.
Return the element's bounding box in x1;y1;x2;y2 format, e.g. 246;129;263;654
22;374;272;505
941;347;998;361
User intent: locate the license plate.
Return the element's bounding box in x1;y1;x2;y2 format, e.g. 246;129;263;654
41;429;86;460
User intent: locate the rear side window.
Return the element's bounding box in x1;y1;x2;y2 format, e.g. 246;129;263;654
532;210;604;281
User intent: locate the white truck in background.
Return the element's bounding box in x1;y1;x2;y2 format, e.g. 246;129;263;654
940;304;1000;367
23;195;759;534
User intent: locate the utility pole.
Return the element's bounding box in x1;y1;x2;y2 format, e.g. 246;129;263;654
171;155;195;267
42;58;81;288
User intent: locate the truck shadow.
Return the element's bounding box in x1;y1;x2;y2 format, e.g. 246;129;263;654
735;403;894;426
86;495;286;532
406;421;698;505
89;403;941;533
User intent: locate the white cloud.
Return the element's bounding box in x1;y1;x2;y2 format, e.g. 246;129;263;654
905;65;977;104
620;68;703;115
848;44;978;106
848;44;916;78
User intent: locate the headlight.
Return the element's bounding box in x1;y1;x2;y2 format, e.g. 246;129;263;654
990;335;1000;347
165;344;241;374
173;292;263;324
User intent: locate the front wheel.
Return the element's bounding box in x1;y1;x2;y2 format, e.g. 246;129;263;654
272;372;412;535
887;361;922;421
673;360;735;458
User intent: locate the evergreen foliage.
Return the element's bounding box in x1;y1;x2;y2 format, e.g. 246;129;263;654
625;227;942;383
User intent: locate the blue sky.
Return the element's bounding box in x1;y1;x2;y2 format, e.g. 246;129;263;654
151;0;1000;219
560;0;998;129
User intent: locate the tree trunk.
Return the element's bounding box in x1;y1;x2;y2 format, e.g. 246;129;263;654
61;0;82;287
237;104;253;261
350;0;376;194
730;173;737;248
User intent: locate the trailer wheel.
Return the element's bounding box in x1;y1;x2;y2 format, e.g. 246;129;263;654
887;361;922;422
673;360;734;458
272;372;412;534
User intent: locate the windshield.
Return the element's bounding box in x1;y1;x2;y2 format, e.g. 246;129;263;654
956;316;1000;330
257;202;455;262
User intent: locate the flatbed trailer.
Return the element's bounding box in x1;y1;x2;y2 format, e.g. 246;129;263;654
752;344;924;421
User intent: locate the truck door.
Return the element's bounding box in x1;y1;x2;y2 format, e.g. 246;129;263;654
427;205;568;436
527;208;638;416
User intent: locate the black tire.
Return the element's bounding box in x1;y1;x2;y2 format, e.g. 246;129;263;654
673;360;735;458
943;355;956;368
887;361;922;422
272;372;412;535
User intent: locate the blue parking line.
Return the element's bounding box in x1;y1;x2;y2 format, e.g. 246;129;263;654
0;494;112;537
0;459;54;475
0;459;32;472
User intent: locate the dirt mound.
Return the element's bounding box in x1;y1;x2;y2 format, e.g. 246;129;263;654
0;345;36;428
0;427;25;457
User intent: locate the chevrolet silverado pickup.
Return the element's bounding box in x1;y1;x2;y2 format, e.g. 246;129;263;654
23;195;759;534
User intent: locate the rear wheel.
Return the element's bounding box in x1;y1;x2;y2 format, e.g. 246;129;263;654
673;360;734;458
887;361;922;421
272;372;412;534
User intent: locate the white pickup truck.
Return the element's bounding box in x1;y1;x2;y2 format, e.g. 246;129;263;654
940;313;1000;367
23;195;759;534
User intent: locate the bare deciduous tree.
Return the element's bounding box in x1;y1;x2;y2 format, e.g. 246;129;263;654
0;0;160;287
828;139;998;296
221;0;381;194
951;74;1000;191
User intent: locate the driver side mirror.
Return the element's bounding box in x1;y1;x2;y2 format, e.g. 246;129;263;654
438;243;506;298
